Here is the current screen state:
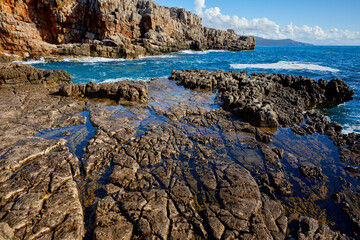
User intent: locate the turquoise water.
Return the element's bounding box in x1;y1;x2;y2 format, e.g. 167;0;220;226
28;46;360;133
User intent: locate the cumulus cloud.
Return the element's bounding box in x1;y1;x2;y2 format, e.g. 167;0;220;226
194;0;205;15
195;1;360;45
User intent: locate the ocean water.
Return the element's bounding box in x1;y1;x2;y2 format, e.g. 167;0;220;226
27;46;360;133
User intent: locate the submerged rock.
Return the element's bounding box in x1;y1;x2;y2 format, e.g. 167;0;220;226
299;165;325;180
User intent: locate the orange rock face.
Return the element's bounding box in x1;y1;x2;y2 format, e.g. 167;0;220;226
0;0;255;59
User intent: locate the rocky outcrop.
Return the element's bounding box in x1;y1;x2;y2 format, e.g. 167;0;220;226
0;84;86;239
0;54;14;63
0;0;255;59
296;216;351;240
0;75;358;239
0;63;72;87
170;70;354;127
57;81;149;103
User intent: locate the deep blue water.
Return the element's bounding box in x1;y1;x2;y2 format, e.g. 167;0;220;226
27;46;360;133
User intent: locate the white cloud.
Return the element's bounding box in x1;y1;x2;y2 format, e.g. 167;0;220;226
194;0;206;15
195;1;360;45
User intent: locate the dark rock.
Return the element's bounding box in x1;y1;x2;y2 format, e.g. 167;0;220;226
299;165;325;180
296;216;351;240
58;81;149;103
170;70;353;128
335;189;360;235
0;63;72;88
345;166;359;174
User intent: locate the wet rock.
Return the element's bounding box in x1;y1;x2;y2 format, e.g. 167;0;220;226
0;146;84;239
170;70;353;128
0;63;72;88
58;81;149;103
1;75;358;239
334;189;360;235
296;216;351;240
93;196;133;240
299;165;325;180
345;166;359;174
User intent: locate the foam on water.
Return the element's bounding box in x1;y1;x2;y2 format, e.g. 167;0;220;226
230;61;340;72
342;124;360;134
103;77;150;83
138;54;177;59
15;57;46;65
179;50;227;55
26;46;360;134
62;56;126;63
16;56;127;64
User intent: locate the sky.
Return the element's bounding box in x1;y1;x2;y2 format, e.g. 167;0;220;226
155;0;360;45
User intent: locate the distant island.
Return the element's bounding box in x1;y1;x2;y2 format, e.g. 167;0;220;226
255;37;314;46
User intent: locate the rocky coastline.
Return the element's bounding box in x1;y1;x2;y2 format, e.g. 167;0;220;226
0;1;359;239
0;0;254;60
0;63;359;239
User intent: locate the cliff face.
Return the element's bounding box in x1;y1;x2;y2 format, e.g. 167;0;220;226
0;0;255;59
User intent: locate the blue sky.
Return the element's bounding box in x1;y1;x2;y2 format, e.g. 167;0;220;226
155;0;360;45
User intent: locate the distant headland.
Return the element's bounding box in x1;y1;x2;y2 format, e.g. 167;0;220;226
255;37;314;46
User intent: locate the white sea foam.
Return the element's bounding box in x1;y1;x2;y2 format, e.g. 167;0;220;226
102;77;149;83
230;61;340;72
62;57;126;63
102;75;169;83
342;124;360;134
15;56;127;64
138;54;177;59
179;50;227;55
14;57;46;65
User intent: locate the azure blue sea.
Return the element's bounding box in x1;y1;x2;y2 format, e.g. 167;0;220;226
27;46;360;133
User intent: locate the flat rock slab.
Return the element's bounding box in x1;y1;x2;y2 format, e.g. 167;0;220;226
0;76;357;239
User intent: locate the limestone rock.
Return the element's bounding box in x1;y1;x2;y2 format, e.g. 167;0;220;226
170;70;353;127
0;0;255;59
0;63;72;88
57;81;149;103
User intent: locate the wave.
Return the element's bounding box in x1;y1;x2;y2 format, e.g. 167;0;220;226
14;57;46;65
62;57;126;63
15;56;127;64
138;54;178;60
342;124;360;134
230;61;340;72
102;75;169;83
179;50;227;55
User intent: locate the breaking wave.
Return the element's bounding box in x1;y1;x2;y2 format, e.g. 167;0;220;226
230;61;340;72
179;50;227;55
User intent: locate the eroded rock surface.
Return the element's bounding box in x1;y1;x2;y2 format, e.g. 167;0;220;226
170;70;354;127
0;85;86;239
0;0;255;59
0;63;72;87
57;80;149;103
0;74;358;239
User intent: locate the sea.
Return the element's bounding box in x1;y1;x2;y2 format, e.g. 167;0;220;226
25;46;360;134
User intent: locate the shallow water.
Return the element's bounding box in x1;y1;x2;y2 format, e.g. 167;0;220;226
34;111;96;159
26;46;360;133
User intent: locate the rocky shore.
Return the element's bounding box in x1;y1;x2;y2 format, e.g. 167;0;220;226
0;64;359;239
0;0;255;60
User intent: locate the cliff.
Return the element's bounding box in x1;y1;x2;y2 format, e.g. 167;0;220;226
0;0;255;59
